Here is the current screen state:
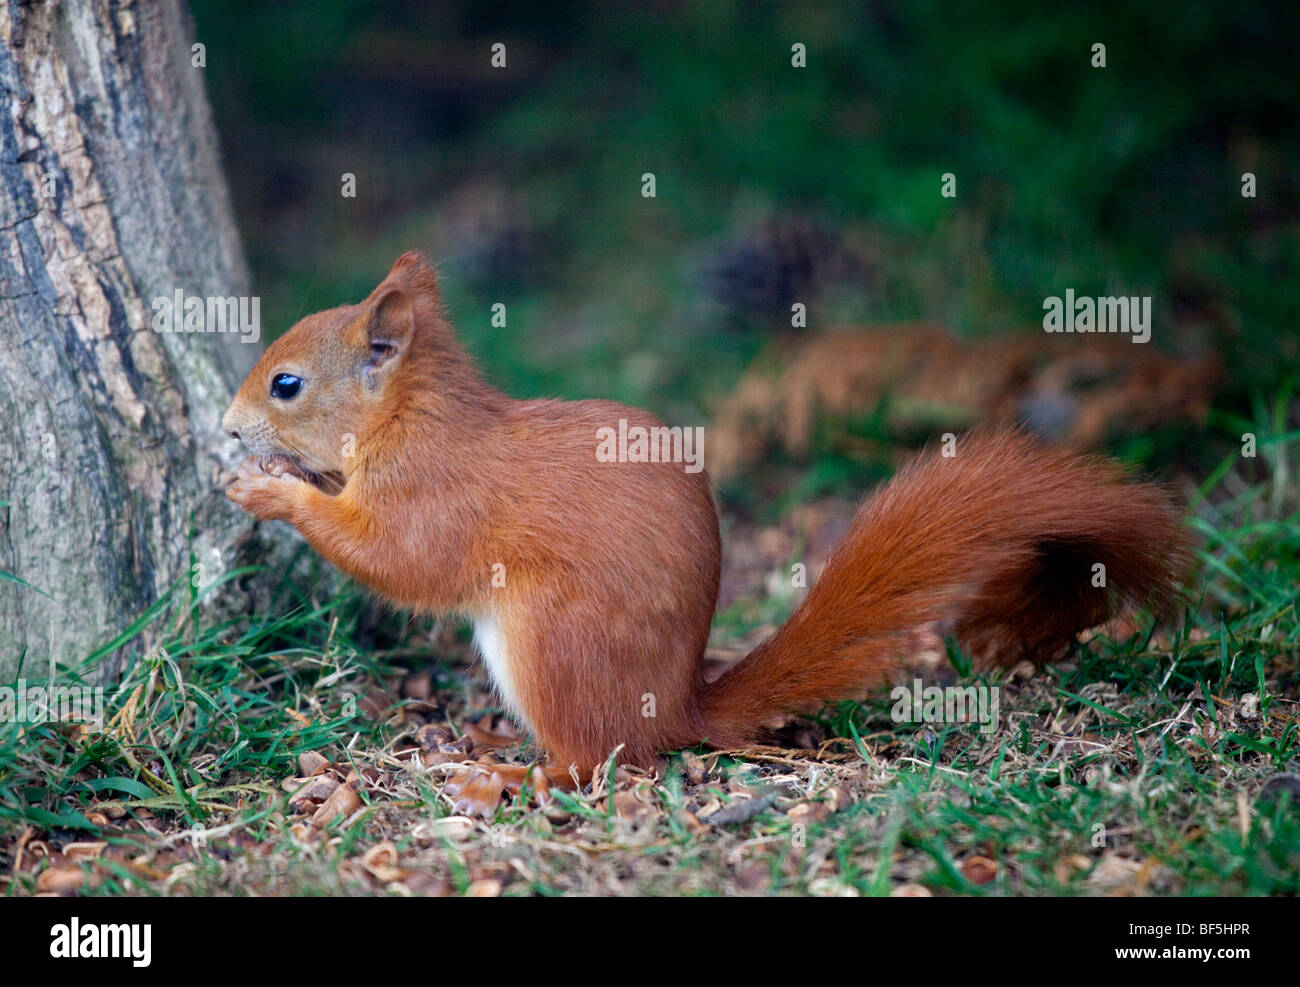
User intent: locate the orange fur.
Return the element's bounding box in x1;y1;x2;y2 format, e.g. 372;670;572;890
699;429;1192;747
224;253;1193;777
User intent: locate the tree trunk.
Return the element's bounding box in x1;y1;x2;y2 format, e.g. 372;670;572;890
0;0;269;679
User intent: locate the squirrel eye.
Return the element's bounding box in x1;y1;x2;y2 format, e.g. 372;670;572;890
270;373;302;400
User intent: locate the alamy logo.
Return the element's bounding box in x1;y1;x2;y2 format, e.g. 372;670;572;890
890;678;1001;734
595;418;704;474
0;679;104;729
49;919;151;967
1042;289;1151;343
151;289;261;343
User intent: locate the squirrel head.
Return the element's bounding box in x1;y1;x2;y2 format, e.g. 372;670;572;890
222;251;444;488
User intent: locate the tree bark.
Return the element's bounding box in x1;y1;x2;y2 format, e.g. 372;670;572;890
0;0;267;678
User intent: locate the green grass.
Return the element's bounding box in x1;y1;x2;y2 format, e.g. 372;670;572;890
1;411;1296;896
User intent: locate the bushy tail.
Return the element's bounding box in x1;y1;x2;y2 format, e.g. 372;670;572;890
698;429;1193;748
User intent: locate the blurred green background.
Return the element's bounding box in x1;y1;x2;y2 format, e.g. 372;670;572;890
191;0;1298;441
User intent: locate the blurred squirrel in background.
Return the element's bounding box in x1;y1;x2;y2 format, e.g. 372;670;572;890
223;253;1192;814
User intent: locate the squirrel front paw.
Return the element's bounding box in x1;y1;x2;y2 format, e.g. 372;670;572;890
225;455;305;522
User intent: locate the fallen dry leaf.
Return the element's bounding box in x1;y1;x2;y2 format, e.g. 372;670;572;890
788;801;831;825
416;723;457;749
361;841;408;883
414;816;476;841
962;855;998;885
298;750;330;776
613;784;657;822
311;784;363;827
289;775;340;813
37;865;96;894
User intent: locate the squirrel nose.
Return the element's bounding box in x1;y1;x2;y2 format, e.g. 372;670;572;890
222;406;241;441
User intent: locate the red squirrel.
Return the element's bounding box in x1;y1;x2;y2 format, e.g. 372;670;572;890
223;252;1192;809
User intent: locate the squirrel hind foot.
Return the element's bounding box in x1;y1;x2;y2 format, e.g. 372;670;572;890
441;761;568;818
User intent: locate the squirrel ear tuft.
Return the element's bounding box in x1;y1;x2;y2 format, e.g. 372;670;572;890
383;251;438;298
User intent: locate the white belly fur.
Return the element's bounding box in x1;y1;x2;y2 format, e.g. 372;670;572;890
472;615;531;733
